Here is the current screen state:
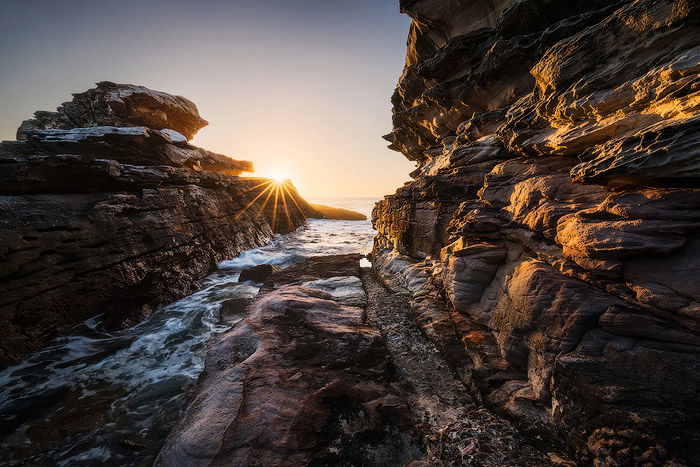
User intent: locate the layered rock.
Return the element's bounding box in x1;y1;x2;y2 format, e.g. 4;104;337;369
375;0;700;464
0;84;308;368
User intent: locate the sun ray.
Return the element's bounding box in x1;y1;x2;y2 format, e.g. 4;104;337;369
232;176;304;232
271;183;281;232
258;182;277;213
281;183;308;218
279;185;292;230
231;179;273;202
235;182;275;219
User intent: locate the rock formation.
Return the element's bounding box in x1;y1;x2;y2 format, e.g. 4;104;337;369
0;83;309;368
156;255;424;466
16;81;208;141
373;0;700;464
157;255;556;466
308;203;368;220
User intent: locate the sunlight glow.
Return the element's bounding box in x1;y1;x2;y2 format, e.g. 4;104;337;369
232;177;305;232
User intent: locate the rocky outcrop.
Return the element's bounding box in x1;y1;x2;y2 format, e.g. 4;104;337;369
375;0;700;464
308;203;368;220
158;254;559;465
0;84;309;368
157;254;424;466
17;81;208;140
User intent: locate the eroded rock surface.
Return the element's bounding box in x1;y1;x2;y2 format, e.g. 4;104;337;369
375;0;700;464
17;81;208;141
157;255;423;466
361;268;556;466
158;255;562;466
0;84;309;368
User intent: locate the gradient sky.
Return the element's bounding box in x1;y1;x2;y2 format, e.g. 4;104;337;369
0;0;414;197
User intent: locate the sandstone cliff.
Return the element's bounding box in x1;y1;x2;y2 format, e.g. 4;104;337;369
373;0;700;464
0;83;309;368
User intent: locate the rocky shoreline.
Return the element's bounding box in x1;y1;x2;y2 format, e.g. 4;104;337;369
0;82;314;368
157;254;564;466
2;1;699;465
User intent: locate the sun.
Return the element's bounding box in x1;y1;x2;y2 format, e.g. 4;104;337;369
271;174;288;184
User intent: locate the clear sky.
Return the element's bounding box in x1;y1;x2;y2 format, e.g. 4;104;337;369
0;0;414;197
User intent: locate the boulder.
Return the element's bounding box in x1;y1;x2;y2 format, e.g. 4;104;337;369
237;263;279;283
17;81;208;140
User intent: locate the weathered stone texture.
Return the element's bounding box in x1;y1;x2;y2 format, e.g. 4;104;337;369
157;254;422;467
374;0;700;464
17;81;208;141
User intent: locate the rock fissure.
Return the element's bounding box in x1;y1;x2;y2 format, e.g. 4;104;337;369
361;267;560;465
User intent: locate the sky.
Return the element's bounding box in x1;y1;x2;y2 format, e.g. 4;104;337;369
0;0;414;197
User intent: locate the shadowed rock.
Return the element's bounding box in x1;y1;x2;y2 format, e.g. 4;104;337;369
238;263;279;283
17;81;208;140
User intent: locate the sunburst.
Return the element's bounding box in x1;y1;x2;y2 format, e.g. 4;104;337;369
232;176;308;232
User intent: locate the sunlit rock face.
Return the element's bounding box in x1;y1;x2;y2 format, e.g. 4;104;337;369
0;84;308;368
375;0;700;464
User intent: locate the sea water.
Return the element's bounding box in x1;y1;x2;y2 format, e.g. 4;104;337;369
0;197;379;466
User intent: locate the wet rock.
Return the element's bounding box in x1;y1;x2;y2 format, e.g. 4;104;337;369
301;275;367;308
157;255;422;466
375;0;700;463
261;253;363;292
0;84;310;368
238;263;280;283
218;297;252;326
